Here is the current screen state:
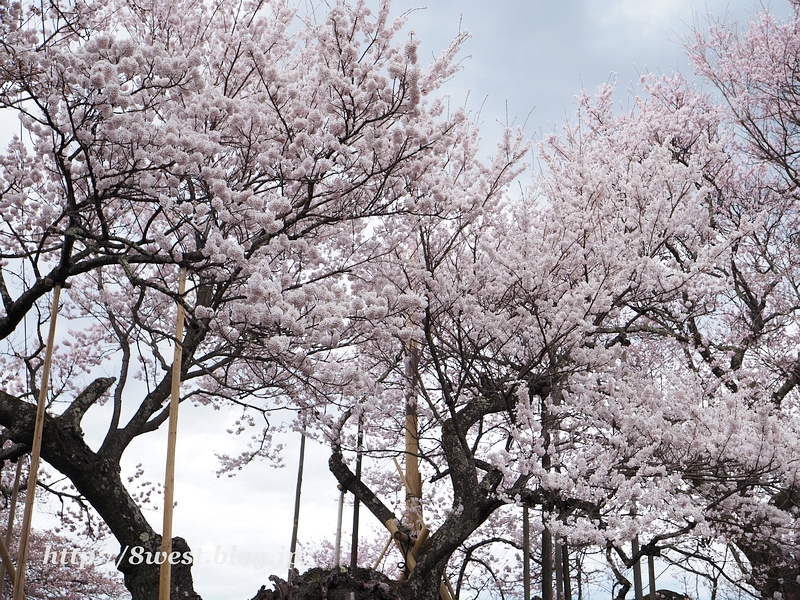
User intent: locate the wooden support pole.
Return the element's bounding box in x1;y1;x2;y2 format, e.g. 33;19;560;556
384;325;448;599
392;457;411;494
384;520;450;600
385;519;415;581
288;432;305;579
373;537;393;571
159;269;187;600
436;582;452;600
13;284;60;600
0;459;22;597
0;536;15;586
438;580;453;600
404;338;422;535
443;575;456;600
410;525;428;560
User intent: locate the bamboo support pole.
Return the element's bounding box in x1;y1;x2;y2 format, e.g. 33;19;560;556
0;459;22;596
410;525;428;560
158;269;187;600
443;575;456;600
392;457;411;493
13;284;60;600
372;536;393;570
0;537;15;587
403;340;422;535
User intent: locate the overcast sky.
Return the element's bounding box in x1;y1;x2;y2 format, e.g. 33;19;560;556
16;1;794;599
389;0;790;140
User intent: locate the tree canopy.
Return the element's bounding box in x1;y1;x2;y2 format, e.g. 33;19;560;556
1;0;800;599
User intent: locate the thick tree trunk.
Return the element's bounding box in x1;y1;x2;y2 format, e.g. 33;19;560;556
330;446;504;600
0;391;202;600
406;555;449;600
250;567;412;600
120;535;200;600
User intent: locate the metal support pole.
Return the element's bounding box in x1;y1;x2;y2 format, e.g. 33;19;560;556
555;539;563;600
632;536;643;600
542;528;553;600
523;506;530;600
648;554;657;600
334;488;345;568
350;420;363;571
562;541;571;600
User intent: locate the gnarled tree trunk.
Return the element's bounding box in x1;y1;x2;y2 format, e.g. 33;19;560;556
0;388;202;600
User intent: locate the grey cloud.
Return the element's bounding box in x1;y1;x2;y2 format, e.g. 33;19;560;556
390;0;794;135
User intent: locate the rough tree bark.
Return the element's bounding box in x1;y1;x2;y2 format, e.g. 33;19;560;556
0;383;202;600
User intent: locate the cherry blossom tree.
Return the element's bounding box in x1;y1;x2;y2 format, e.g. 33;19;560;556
531;70;800;600
3;0;800;599
285;3;800;598
0;460;127;599
0;0;526;598
313;48;800;600
681;4;800;598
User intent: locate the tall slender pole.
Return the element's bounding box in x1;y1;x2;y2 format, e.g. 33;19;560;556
13;284;61;600
333;487;345;568
0;459;22;597
542;528;553;600
349;419;363;571
541;384;554;600
288;432;306;579
562;541;571;600
632;536;644;600
523;506;530;600
159;269;187;600
648;553;657;599
555;539;564;600
373;537;393;570
0;537;15;594
404;340;422;535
